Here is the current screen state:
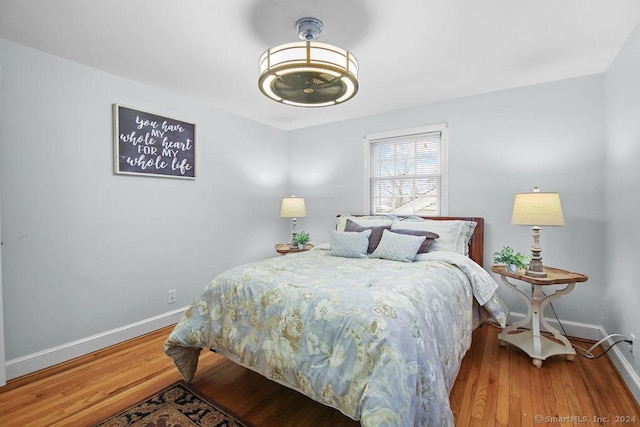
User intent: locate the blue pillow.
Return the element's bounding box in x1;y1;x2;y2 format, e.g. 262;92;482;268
329;229;372;258
370;229;426;262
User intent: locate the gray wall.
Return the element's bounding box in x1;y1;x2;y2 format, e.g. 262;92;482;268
0;63;4;385
604;23;640;380
289;75;605;327
0;38;289;360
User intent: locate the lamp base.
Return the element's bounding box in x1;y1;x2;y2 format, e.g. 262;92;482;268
290;217;298;246
526;243;547;278
525;269;547;278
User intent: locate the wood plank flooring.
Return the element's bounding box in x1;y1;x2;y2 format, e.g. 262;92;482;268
0;324;638;426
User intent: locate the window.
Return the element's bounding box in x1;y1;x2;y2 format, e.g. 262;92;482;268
364;123;448;216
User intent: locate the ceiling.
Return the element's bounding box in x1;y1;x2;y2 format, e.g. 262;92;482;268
1;0;639;131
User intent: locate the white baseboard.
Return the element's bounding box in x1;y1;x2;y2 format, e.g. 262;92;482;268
5;306;188;381
508;312;640;404
598;327;640;404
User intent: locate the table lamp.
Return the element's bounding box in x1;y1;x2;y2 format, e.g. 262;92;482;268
280;196;306;246
511;187;564;278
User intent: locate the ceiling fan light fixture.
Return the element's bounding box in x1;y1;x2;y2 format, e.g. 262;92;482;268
258;17;359;107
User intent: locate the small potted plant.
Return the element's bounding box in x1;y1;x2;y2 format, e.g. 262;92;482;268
493;246;529;273
293;231;310;249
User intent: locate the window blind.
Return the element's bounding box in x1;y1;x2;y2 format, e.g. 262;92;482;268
369;130;442;215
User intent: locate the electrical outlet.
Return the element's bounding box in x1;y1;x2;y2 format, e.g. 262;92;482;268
629;333;636;357
168;290;176;304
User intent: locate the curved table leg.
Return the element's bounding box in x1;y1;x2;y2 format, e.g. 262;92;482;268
497;275;532;336
538;283;576;359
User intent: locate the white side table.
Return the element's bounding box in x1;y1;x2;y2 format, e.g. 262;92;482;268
491;265;588;367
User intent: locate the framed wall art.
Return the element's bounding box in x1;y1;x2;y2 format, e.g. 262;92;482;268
113;104;196;179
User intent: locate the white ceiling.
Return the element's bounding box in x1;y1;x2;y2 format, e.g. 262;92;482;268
1;0;639;130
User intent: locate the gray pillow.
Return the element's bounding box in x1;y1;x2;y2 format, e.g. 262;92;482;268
329;229;372;258
344;218;391;253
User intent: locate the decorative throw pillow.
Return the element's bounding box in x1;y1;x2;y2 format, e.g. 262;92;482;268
390;229;439;253
329;229;372;258
370;229;426;262
344;218;391;253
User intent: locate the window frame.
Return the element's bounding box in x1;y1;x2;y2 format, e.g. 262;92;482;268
363;123;449;216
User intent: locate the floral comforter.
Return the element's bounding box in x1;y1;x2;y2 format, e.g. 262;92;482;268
165;247;507;426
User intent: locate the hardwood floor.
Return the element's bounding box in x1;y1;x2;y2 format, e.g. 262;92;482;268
0;324;638;426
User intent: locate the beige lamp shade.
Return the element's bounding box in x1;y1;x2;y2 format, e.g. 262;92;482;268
511;192;564;226
280;197;307;218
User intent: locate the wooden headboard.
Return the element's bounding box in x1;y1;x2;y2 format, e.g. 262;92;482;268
346;215;485;266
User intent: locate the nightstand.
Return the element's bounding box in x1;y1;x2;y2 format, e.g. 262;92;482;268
491;265;588;367
275;243;314;255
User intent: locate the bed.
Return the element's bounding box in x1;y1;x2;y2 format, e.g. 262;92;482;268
165;215;508;426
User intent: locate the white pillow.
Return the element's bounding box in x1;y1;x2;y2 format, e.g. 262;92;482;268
329;229;372;258
390;220;476;255
370;229;426;262
459;221;477;254
335;215;394;232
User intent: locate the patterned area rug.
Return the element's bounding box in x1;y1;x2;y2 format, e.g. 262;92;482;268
95;381;253;427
